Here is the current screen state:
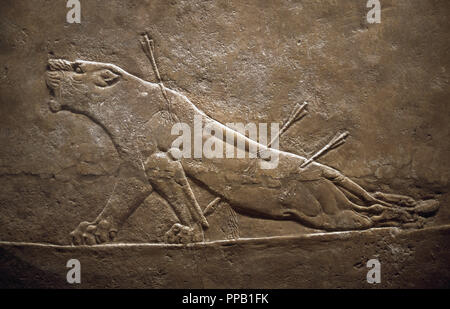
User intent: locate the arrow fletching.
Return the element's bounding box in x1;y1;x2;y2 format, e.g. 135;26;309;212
300;131;350;168
329;131;349;149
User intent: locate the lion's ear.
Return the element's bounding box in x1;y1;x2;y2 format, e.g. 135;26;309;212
94;69;121;87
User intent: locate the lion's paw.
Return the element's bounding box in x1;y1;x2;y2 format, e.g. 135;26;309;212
164;223;203;244
70;220;118;245
414;199;440;216
371;199;440;229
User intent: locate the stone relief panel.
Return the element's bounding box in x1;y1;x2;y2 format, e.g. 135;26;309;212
0;0;449;288
45;40;440;245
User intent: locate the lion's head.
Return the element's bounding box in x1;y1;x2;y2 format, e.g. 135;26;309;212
46;59;126;114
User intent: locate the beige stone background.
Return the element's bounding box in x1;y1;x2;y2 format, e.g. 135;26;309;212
0;0;449;245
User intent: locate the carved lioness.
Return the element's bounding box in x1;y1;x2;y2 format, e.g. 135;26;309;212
46;58;439;245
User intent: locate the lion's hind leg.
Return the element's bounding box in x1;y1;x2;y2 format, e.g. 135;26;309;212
282;178;374;231
319;165;392;207
343;193;439;229
292;174;424;231
320;165;440;219
372;192;416;207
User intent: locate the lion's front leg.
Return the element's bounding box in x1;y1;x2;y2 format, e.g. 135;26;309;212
144;151;209;244
70;161;153;245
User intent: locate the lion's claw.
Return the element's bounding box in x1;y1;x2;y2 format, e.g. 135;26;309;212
164;223;204;244
70;220;117;245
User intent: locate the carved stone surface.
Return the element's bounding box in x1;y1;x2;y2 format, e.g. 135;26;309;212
1;226;449;288
0;0;449;288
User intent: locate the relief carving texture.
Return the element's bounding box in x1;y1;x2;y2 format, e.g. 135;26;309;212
0;0;448;288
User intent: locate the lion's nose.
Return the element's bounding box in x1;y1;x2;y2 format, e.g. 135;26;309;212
48;59;73;71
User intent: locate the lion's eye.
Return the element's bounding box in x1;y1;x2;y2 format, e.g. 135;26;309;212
75;66;83;74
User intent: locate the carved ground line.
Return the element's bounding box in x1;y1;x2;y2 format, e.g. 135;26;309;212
1;225;449;249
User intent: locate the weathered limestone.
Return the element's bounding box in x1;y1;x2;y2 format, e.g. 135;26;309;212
1;225;449;288
0;0;448;288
